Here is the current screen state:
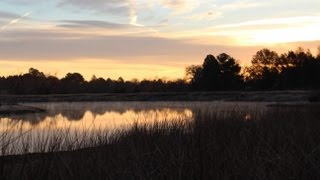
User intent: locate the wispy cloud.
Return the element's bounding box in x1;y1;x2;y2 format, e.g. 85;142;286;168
1;11;31;31
56;0;147;27
205;16;320;45
160;0;199;13
57;19;158;34
0;28;257;61
128;0;139;26
58;20;132;29
212;16;320;29
56;0;129;14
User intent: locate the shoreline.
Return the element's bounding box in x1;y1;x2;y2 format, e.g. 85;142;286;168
0;90;315;103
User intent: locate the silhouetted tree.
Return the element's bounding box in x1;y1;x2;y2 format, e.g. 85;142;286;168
61;73;85;93
245;47;320;90
28;68;45;78
278;48;320;89
199;54;220;90
186;65;202;90
89;76;107;93
186;54;242;91
246;49;280;89
62;73;85;84
216;53;243;90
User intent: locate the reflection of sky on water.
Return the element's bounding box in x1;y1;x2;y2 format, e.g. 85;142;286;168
0;103;196;155
0;102;197;132
0;101;272;133
3;101;315;155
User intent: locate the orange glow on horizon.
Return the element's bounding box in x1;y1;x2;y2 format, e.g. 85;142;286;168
0;58;187;81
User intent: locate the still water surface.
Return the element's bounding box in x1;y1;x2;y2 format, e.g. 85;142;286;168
0;101;269;133
0;101;272;155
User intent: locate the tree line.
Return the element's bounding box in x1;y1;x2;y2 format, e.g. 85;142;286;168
0;69;188;94
0;47;319;94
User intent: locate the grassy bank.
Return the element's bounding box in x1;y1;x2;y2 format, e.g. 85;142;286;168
1;106;320;179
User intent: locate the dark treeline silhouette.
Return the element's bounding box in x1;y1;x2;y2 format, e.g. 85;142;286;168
187;47;320;91
244;47;320;90
0;68;188;94
0;46;319;94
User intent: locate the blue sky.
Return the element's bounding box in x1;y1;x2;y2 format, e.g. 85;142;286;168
0;0;319;80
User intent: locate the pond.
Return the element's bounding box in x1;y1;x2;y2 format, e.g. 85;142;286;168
0;101;271;131
0;101;270;155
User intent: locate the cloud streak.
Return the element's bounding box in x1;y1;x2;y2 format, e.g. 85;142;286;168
0;28;261;62
212;16;320;29
128;0;138;26
58;20;132;29
1;11;31;31
57;0;128;12
161;0;199;13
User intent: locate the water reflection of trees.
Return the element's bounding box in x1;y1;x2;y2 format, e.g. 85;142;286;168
2;102;319;126
0;102;195;125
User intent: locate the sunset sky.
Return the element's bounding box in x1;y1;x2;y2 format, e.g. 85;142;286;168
0;0;319;80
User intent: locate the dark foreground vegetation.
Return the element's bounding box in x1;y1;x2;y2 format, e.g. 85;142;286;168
1;106;320;179
0;46;320;94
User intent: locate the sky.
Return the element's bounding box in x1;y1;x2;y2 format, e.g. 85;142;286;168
0;0;319;80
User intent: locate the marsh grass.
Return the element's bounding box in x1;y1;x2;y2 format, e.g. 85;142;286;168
1;106;320;179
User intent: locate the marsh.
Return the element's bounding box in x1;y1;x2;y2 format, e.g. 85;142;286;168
0;101;272;154
0;101;319;179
